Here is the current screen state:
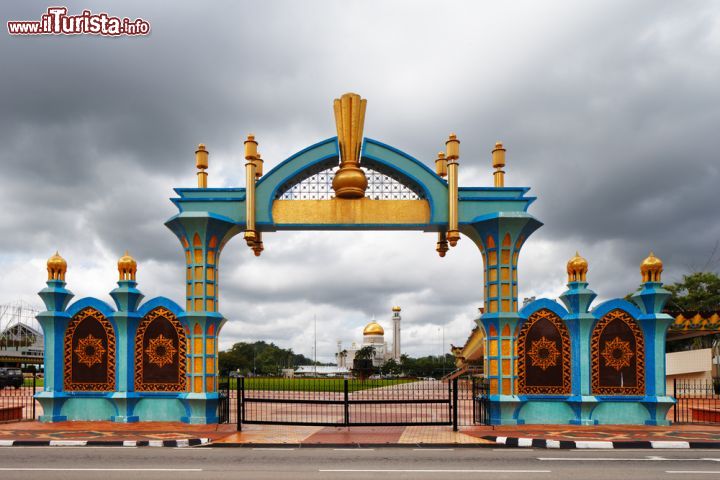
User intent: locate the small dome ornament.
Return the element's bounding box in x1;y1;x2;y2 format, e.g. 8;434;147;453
47;251;67;281
567;251;588;282
118;251;137;281
363;321;384;336
392;306;401;312
640;251;663;283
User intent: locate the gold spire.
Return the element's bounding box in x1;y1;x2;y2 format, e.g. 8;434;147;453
332;92;368;198
47;251;67;281
641;251;663;282
195;144;208;188
118;250;137;281
567;251;588;282
492;141;506;187
363;321;384;336
446;133;461;246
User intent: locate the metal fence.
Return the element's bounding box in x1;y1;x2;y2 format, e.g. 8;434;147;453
0;374;38;423
673;378;720;424
219;376;488;431
473;378;490;425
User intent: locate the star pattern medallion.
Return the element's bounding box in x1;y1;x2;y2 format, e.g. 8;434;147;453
145;334;177;368
75;334;106;368
527;336;560;370
601;336;634;371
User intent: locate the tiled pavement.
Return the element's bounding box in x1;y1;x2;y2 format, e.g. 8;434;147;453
2;421;720;446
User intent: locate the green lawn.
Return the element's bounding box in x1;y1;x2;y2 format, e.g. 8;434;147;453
226;377;416;392
23;377;44;388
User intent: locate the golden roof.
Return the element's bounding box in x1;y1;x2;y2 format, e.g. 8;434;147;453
363;321;384;336
47;251;67;281
566;251;588;282
641;251;663;282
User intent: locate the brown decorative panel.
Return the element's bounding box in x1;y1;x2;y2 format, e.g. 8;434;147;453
517;308;571;395
591;309;645;396
134;307;187;392
64;307;116;391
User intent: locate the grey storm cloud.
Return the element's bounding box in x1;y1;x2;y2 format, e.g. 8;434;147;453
1;0;719;359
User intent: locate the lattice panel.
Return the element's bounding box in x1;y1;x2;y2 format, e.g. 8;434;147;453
276;163;425;200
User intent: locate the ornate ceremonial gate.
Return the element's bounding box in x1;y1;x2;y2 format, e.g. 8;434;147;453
35;92;675;425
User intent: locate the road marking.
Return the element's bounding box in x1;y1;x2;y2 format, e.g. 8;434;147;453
652;441;691;449
539;457;720;462
0;468;202;472
574;441;614;449
320;469;551;473
666;472;720;475
332;448;375;451
252;448;296;451
413;448;455;451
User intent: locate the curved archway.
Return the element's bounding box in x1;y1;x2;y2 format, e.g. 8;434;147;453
517;308;571;395
64;307;115;391
591;309;645;396
134;307;187;392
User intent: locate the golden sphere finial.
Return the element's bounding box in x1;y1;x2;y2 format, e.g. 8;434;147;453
640;251;663;283
392;306;401;312
47;251;67;281
118;250;138;281
567;251;588;282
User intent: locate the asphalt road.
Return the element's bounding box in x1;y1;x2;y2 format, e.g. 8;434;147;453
2;446;720;479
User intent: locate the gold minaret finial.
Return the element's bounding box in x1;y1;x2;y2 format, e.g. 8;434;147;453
47;251;67;281
118;250;137;281
332;92;368;198
436;231;449;257
567;251;588;282
492;141;506;187
196;144;209;188
446;133;461;246
244;134;259;248
641;251;663;283
435;151;448;178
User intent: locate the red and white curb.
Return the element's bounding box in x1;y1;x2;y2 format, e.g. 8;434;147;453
484;436;720;449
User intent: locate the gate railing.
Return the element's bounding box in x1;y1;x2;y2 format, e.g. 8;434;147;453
673;378;720;424
473;377;491;425
0;372;38;422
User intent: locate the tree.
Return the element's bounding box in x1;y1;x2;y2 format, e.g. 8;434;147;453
354;345;376;360
380;358;401;376
666;272;720;312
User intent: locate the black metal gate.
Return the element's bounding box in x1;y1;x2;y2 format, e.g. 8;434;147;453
0;372;38;422
673;378;720;424
225;377;461;431
473;377;491;425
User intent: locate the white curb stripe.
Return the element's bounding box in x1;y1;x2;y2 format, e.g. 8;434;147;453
651;441;690;449
122;440;137;447
175;439;189;448
49;440;87;447
518;438;533;447
148;440;163;447
496;436;507;444
0;440;14;447
546;440;561;449
574;441;614;449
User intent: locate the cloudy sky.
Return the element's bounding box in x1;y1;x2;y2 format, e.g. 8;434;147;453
1;1;719;362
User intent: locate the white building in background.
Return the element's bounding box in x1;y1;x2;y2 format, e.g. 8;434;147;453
340;306;402;368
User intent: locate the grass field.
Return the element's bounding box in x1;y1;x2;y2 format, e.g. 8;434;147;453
23;377;43;388
226;377;416;392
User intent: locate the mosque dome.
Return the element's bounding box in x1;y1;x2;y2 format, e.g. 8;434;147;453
47;251;67;281
640;251;663;282
363;321;384;336
566;251;588;282
392;306;401;312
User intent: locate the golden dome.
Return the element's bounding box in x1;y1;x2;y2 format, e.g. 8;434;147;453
47;251;67;281
566;251;588;282
640;251;663;282
392;306;401;312
363;321;384;336
118;251;137;281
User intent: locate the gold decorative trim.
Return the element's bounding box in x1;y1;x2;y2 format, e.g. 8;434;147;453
517;308;571;395
591;309;645;396
63;307;116;392
272;198;430;225
134;307;187;392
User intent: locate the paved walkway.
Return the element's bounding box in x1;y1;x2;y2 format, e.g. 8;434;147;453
4;421;720;447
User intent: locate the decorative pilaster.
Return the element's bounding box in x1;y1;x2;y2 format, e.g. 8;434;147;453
631;252;675;425
36;252;73;422
559;252;598;424
109;252;144;422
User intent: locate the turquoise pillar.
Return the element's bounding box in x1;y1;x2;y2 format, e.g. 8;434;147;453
36;255;73;422
109;272;144;422
560;262;598;425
